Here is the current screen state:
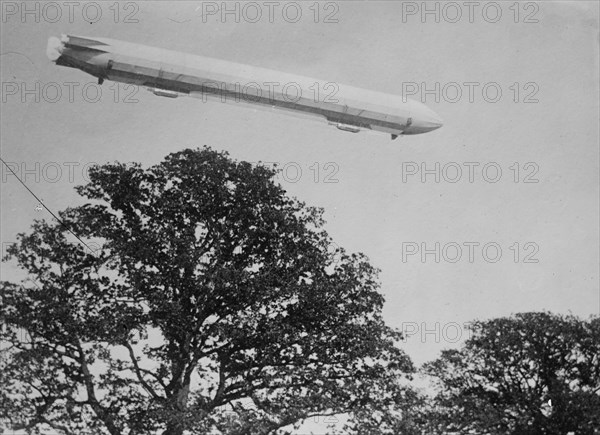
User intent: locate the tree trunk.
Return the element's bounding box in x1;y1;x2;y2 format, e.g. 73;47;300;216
161;380;191;435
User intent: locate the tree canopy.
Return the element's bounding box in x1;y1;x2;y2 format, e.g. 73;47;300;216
422;312;600;435
1;147;413;435
3;147;598;435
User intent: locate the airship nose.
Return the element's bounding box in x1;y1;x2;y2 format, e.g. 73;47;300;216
406;100;443;134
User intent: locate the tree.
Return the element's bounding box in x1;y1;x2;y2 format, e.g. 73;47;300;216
344;386;433;435
422;312;600;435
0;147;413;435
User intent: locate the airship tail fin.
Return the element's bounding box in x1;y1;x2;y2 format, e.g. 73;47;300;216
46;36;65;61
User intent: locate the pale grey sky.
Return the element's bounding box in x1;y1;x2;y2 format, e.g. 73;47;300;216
1;1;599;371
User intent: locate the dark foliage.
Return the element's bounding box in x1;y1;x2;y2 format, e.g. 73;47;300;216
1;147;413;435
422;312;600;435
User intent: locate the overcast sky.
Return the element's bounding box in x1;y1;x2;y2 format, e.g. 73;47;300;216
1;1;599;374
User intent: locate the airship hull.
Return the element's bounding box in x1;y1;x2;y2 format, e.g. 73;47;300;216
48;35;443;138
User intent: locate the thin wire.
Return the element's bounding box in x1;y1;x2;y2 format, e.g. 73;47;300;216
1;156;95;254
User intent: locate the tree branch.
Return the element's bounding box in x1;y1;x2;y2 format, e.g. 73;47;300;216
123;340;163;399
75;339;122;435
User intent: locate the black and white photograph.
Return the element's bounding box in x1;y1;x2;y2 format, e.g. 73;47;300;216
1;1;599;434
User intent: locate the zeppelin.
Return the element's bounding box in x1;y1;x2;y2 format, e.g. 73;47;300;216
47;35;443;139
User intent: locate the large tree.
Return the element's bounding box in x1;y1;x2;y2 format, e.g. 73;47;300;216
422;312;600;435
0;147;413;435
